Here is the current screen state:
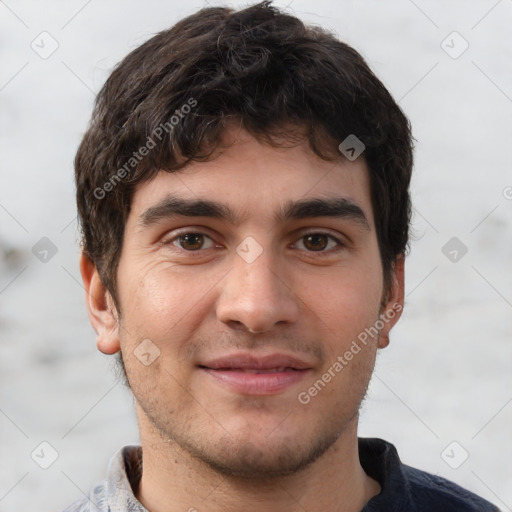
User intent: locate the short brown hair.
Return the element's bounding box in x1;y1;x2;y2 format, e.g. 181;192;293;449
75;1;413;308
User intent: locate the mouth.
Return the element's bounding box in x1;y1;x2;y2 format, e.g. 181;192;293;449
215;367;301;374
198;353;313;395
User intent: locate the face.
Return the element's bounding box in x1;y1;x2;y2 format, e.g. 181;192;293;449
83;126;404;478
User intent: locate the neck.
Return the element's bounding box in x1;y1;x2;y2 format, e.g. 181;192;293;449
135;412;380;512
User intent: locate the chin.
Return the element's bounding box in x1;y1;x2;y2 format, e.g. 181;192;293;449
184;430;340;479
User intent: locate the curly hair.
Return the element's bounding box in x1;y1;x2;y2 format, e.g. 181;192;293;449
75;0;413;309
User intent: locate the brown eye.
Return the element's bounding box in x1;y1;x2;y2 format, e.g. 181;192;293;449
303;234;329;251
295;232;343;253
173;233;211;251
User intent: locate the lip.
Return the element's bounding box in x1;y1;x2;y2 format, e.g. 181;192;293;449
199;353;313;395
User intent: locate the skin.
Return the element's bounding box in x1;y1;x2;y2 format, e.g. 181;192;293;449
81;125;404;512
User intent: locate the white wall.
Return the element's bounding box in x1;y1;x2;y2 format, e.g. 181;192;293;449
0;1;510;510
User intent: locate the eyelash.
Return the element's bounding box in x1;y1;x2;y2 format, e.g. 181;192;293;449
164;230;346;255
293;232;345;253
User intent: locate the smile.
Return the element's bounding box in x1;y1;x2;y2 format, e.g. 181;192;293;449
199;353;313;395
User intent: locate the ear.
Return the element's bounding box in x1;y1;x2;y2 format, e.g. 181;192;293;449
377;255;405;349
79;252;120;355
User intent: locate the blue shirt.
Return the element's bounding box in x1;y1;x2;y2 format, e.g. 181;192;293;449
62;438;500;511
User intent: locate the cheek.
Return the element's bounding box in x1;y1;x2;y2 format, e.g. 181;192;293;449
297;260;383;345
117;259;223;352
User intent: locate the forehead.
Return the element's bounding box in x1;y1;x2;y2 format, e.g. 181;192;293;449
128;127;374;229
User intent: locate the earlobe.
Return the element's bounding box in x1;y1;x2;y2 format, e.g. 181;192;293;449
378;255;405;349
79;252;121;355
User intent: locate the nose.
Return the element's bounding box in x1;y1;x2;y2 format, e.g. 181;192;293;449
215;248;300;334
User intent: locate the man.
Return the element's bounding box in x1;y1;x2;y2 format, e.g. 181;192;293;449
65;1;499;510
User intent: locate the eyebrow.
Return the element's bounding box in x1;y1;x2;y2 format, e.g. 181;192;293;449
137;194;370;230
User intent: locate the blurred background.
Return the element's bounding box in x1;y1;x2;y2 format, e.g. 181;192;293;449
1;0;511;510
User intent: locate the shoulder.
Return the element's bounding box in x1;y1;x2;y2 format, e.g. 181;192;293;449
359;438;500;512
403;464;500;512
60;446;142;512
60;481;109;512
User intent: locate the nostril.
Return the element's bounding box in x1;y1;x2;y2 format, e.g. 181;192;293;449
225;320;260;333
229;320;245;331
